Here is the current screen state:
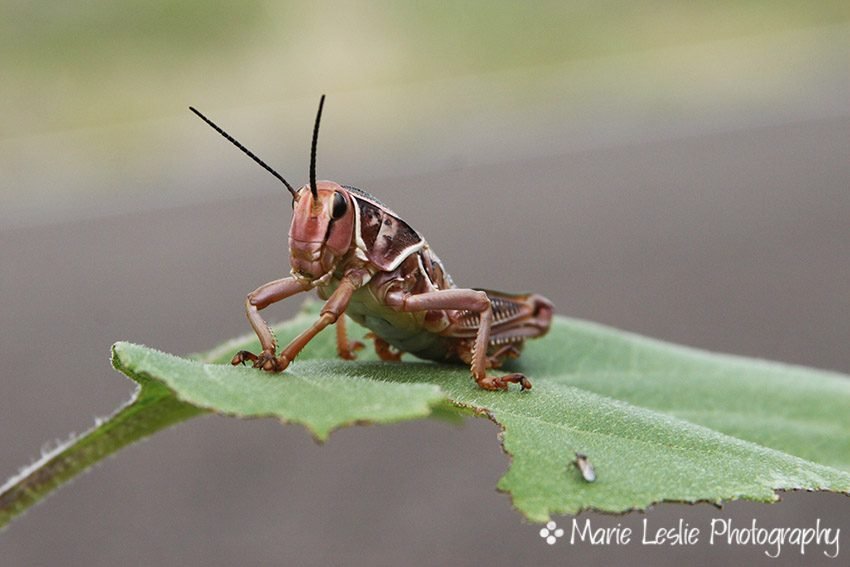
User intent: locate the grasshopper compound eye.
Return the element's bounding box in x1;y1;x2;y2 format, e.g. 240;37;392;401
331;192;347;219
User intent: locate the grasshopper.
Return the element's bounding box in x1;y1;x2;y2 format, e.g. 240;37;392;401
190;96;553;391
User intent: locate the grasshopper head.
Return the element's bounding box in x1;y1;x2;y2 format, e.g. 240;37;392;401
288;181;355;282
190;96;350;283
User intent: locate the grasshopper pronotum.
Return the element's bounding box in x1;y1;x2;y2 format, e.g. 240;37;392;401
191;96;553;391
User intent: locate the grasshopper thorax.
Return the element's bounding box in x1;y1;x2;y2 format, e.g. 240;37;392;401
289;180;355;283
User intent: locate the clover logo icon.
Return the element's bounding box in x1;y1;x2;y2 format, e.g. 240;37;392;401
539;521;564;545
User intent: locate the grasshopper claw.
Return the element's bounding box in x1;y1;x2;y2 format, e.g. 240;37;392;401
502;373;532;391
231;350;259;366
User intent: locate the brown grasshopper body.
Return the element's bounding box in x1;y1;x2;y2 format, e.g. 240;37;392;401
191;97;553;391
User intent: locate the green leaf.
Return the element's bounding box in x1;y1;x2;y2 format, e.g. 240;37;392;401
196;304;850;520
113;341;446;442
2;302;849;530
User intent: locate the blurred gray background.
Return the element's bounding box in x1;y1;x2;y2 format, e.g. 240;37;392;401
1;2;848;565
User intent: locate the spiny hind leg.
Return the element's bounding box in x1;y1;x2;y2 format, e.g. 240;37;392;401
457;338;530;391
387;288;531;391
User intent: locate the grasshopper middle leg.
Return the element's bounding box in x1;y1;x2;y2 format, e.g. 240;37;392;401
335;314;365;360
270;269;368;370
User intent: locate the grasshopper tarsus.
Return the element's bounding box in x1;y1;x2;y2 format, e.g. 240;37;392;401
337;340;364;360
369;334;404;362
477;373;532;392
231;350;258;366
231;350;284;372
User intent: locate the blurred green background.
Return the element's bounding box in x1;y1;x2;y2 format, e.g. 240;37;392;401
2;1;848;225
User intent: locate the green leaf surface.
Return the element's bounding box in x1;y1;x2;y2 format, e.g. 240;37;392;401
3;302;849;529
113;341;446;442
199;304;850;520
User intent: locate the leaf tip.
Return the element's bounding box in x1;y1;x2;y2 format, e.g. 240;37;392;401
110;341;128;370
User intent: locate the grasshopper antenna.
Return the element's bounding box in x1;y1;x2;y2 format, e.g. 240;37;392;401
309;95;326;200
189;106;297;198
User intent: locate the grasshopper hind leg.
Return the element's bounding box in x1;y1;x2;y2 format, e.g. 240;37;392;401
387;288;532;392
457;340;530;390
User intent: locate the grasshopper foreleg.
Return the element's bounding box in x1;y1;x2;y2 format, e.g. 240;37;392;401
233;271;370;372
387;289;532;391
232;276;312;370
